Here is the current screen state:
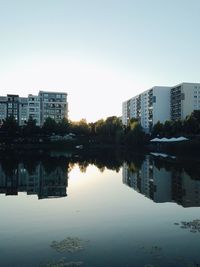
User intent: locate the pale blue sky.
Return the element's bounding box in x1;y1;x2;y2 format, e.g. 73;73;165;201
0;0;200;121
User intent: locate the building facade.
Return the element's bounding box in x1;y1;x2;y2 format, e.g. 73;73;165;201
171;82;200;121
123;82;200;132
0;91;68;126
28;94;41;126
39;91;68;125
122;86;170;132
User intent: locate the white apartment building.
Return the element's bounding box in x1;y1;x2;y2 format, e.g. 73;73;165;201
0;91;68;127
171;82;200;121
123;82;200;132
122;86;170;132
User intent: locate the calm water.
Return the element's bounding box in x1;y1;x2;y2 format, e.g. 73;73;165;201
0;150;200;267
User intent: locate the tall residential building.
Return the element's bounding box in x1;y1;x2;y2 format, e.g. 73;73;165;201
122;86;170;132
7;94;20;123
39;91;68;125
123;82;200;132
28;94;41;126
19;97;28;126
0;90;68;126
170;82;200;121
0;96;7;123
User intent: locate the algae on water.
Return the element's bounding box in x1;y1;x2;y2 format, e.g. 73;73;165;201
174;219;200;233
50;237;89;253
45;258;83;267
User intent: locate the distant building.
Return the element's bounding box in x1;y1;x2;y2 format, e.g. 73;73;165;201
39;91;68;125
122;82;200;132
122;86;170;132
0;96;7;123
0;90;68;126
28;94;41;126
171;82;200;121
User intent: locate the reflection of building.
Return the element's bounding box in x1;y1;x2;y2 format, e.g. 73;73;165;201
122;156;200;207
171;171;200;207
0;162;68;199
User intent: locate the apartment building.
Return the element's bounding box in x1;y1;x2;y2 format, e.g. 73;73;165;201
123;82;200;132
171;82;200;121
122;86;170;132
0;96;7;122
28;94;41;126
0;91;68;126
39;91;68;125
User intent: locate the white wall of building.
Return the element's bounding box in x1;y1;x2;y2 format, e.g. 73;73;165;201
152;86;171;124
182;83;200;119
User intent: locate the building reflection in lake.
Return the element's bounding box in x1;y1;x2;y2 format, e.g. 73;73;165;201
0;162;68;199
123;155;200;207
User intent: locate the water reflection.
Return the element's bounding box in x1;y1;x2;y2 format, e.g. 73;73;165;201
0;150;200;208
0;160;68;199
123;155;200;207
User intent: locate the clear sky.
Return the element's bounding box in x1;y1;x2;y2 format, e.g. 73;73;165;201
0;0;200;122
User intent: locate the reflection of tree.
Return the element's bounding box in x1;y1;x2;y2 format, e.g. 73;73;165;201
0;156;18;177
23;159;38;175
78;161;89;173
42;157;68;174
0;149;145;176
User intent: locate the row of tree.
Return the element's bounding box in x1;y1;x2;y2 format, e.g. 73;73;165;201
3;110;199;146
0;115;146;147
151;110;200;137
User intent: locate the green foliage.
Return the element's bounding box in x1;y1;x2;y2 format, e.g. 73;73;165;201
42;117;58;135
151;110;200;138
1;116;19;137
23;117;40;136
93;116;124;144
57;118;70;135
124;121;146;147
0;115;147;147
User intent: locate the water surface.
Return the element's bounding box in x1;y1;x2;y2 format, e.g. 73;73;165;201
0;151;200;267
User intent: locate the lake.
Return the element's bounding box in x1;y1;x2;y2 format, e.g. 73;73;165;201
0;150;200;267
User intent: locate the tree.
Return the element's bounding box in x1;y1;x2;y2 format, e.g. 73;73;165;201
42;117;57;135
125;121;146;147
1;116;19;138
23;117;40;137
57;118;69;135
151;121;163;137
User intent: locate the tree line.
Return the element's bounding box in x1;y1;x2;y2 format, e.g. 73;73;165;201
151;110;200;138
0;116;146;146
1;110;199;146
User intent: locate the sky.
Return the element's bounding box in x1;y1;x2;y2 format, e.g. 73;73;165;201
0;0;200;122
